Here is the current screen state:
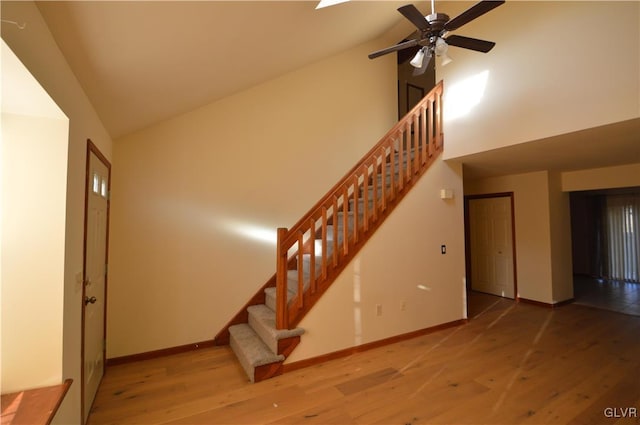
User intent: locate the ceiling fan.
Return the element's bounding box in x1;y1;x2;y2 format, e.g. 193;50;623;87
369;0;505;75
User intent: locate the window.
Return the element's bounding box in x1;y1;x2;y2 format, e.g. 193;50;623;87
101;177;108;199
604;196;640;282
92;173;100;195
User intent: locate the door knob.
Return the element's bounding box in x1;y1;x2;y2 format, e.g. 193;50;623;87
85;296;97;305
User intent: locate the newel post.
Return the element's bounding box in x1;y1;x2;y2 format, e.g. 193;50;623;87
275;227;288;330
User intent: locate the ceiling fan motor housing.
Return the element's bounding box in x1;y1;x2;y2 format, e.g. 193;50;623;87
426;13;449;31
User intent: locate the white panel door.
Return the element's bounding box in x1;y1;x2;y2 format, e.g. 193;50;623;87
83;148;109;422
469;196;515;298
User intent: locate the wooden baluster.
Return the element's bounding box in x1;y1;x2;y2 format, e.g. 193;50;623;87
276;228;288;330
385;145;391;202
380;146;388;209
342;186;349;255
421;105;427;165
428;98;434;158
371;160;378;222
413;113;420;173
352;177;358;243
405;121;412;181
332;197;339;266
436;89;443;148
397;132;404;191
297;232;304;312
362;164;369;232
309;218;316;294
321;206;328;279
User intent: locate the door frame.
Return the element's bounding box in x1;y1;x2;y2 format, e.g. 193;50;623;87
81;139;111;423
464;192;518;299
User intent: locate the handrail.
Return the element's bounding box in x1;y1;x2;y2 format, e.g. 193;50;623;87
276;81;443;329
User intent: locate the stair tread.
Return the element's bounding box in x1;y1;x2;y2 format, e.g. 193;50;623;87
264;286;295;312
264;286;294;301
247;304;304;340
228;323;284;367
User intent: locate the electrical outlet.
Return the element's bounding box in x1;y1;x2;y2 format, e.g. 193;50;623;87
376;304;382;316
441;245;447;254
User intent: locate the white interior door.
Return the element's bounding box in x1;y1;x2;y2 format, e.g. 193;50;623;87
469;196;515;299
83;146;110;422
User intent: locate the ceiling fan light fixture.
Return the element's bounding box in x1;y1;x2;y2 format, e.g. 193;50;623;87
410;47;426;68
435;37;452;66
435;37;448;55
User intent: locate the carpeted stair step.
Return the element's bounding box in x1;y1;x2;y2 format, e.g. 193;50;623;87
247;304;305;354
287;269;311;293
264;286;294;312
229;323;284;383
263;268;313;311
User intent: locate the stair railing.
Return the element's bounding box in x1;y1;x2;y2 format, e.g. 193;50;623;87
276;81;443;330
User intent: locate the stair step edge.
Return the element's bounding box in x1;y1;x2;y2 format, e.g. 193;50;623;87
264;286;295;301
229;324;284;367
247;304;305;340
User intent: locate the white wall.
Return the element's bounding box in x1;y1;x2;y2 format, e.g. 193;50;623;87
437;1;640;159
108;39;399;358
548;172;573;302
1;110;68;392
2;2;113;423
562;163;640;192
287;158;466;363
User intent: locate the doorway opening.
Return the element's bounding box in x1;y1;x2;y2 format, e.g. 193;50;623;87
569;187;640;316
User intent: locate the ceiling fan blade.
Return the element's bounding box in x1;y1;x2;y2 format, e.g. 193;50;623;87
413;49;433;76
368;39;419;59
444;0;505;31
445;35;496;53
398;4;430;31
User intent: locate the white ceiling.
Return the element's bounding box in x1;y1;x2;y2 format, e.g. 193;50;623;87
36;0;416;139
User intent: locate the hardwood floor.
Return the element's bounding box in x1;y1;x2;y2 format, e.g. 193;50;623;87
88;293;640;424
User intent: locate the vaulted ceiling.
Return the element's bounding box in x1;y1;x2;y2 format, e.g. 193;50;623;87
33;1;640;179
36;1;418;138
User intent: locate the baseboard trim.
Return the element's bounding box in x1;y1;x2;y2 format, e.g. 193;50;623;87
282;318;467;374
517;297;575;309
106;339;216;366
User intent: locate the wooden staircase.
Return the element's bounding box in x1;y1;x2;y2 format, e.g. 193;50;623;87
214;81;444;382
